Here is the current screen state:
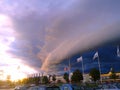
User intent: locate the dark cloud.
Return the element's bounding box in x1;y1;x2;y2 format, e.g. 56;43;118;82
60;45;120;74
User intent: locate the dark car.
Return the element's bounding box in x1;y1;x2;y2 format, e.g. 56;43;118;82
28;85;60;90
47;86;60;90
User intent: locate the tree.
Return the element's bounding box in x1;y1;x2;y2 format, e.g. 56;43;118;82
63;73;69;83
109;68;118;81
89;68;100;82
6;75;11;84
71;69;83;83
34;77;40;85
42;76;49;84
52;74;56;82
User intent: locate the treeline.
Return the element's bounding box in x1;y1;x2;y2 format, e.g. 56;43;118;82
15;67;119;85
16;74;57;85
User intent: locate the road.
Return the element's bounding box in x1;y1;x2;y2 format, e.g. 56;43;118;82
0;89;14;90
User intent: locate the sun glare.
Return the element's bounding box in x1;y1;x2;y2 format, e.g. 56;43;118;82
0;54;28;81
1;64;37;81
5;71;27;81
0;14;23;81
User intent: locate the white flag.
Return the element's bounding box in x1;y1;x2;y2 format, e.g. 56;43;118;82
77;56;82;62
93;52;99;60
117;45;120;57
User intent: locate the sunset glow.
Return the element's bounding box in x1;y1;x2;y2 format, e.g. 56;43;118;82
0;0;120;80
1;63;37;81
0;14;37;81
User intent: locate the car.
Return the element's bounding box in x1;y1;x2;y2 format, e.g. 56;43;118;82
14;85;28;90
27;85;60;90
47;86;61;90
116;83;120;89
96;84;120;90
60;84;82;90
14;86;21;90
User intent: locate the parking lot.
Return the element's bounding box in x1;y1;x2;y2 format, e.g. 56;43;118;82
0;88;14;90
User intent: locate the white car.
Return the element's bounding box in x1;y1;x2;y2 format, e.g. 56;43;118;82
14;85;28;90
14;86;21;90
60;84;82;90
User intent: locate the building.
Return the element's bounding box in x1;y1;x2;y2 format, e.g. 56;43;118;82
101;71;120;82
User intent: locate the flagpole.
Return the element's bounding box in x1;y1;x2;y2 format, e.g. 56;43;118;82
97;53;102;83
68;57;71;83
77;56;85;83
81;57;84;82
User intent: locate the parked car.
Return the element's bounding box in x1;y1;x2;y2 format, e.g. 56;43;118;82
14;85;28;90
28;85;60;90
96;84;120;90
60;84;82;90
14;86;21;90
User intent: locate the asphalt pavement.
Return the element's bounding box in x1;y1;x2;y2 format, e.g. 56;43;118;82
0;89;14;90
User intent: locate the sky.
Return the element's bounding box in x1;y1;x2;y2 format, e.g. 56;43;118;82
0;0;120;81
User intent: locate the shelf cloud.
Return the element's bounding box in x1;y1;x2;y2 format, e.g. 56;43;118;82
0;0;120;74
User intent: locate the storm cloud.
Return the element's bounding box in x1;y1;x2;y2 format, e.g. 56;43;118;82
0;0;120;74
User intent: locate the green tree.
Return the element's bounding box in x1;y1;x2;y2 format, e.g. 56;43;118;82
6;75;11;85
71;69;83;83
7;75;11;81
42;76;49;84
63;73;69;83
34;77;40;85
89;68;100;82
52;74;56;82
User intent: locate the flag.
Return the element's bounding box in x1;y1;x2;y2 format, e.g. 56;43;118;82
110;67;113;72
64;67;69;71
77;56;82;62
93;52;99;60
117;45;120;57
